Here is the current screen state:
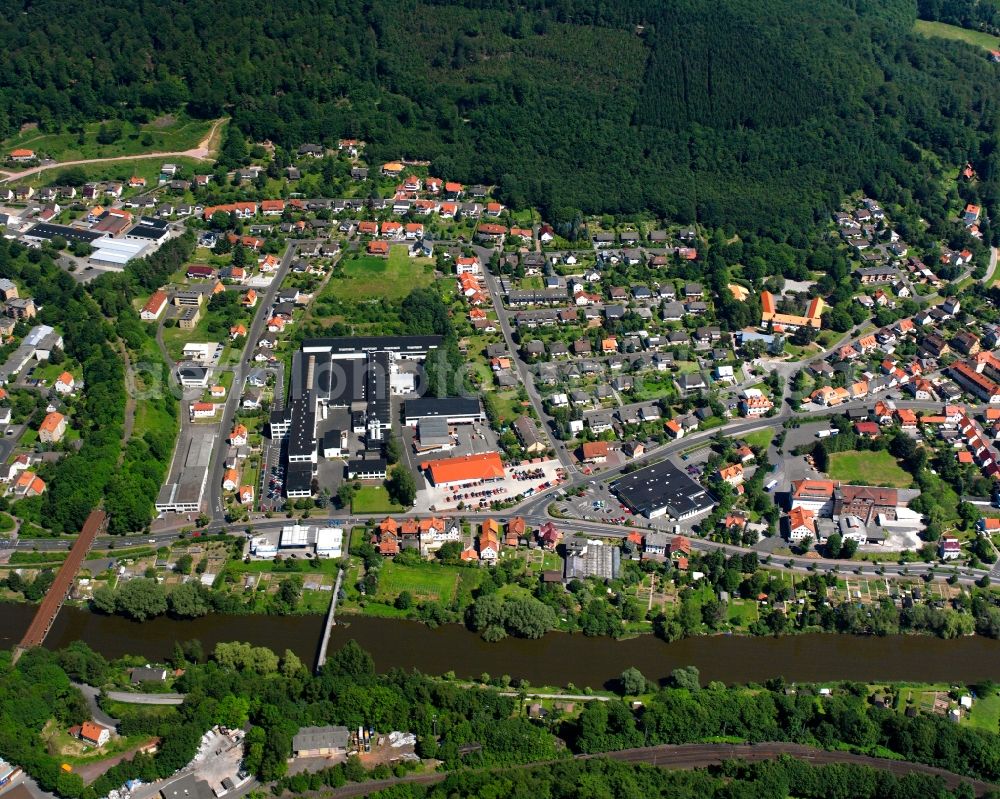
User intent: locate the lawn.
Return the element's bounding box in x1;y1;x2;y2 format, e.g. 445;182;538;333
323;245;435;301
966;693;1000;733
827;450;913;488
351;486;405;514
4;114;220;163
376;561;459;603
914;19;1000;51
743;429;774;450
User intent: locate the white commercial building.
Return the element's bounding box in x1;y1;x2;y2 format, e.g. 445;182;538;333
88;236;150;268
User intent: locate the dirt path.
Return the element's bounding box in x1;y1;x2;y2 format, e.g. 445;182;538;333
0;117;227;184
73;739;156;784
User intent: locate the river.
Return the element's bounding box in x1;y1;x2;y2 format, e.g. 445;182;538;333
3;604;999;687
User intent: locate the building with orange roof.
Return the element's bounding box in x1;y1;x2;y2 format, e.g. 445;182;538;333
740;394;774;417
238;485;254;505
222;469;239;491
230;424;248;446
38;411;66;443
601;337;617;353
664;418;683;439
958;451;975;464
13;470;46;497
54;371;75;395
141;290;169;321
460;546;478;561
79;722;110;746
421;451;504;487
10;148;35;161
358;220;378;235
381;162;405;176
581;440;610;463
367;240;390;256
241;289;258;307
716;463;745;486
260;199;285;215
895;408;918;429
760;290;824;330
202;202;257;220
787;507;816;542
190;402;217;419
790;479;836;514
230;324;247;339
856;334;877;353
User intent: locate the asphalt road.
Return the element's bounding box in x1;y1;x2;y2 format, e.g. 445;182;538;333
104;691;185;705
205;240;306;524
475;244;575;472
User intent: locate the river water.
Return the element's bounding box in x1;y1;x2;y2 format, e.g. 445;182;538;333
3;604;999;687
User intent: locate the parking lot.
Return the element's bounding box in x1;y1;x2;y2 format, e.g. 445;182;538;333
415;457;566;513
556;448;716;532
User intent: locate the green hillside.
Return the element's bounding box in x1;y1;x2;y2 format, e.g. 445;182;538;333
1;0;999;236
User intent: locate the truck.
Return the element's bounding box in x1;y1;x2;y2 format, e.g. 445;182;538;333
816;429;838;438
765;479;779;492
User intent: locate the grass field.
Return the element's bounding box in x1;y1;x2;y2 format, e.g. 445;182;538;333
743;429;774;450
375;561;459;604
828;450;913;488
20;155;204;189
915;19;1000;50
351;486;404;514
966;693;1000;732
324;246;435;301
4;114;219;163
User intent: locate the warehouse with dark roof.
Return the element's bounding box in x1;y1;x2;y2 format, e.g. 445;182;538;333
613;460;715;520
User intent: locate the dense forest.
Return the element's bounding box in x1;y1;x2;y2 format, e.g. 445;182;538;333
2;0;1000;234
918;0;1000;32
3;641;1000;799
0;237;185;534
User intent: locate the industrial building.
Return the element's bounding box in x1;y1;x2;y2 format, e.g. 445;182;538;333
292;725;350;757
250;524;344;559
269;336;442;498
88;237;149;268
155;434;214;514
613;460;715;520
403;396;484;426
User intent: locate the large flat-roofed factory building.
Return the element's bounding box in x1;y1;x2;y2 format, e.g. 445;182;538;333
613;460;715;520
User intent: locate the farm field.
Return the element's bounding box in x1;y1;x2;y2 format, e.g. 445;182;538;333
827;450;913;488
914;19;1000;50
3;115;219;163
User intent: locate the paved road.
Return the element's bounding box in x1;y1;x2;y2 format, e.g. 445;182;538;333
104;690;185;705
206;240;306;524
0;118;226;184
318;742;996;798
476;246;574;472
73;682;120;727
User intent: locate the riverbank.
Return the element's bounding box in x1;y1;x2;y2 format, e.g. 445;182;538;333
5;604;1000;688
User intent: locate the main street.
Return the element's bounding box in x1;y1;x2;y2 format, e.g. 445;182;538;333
204;240;307;525
475;244;575;472
15;394;1000;587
